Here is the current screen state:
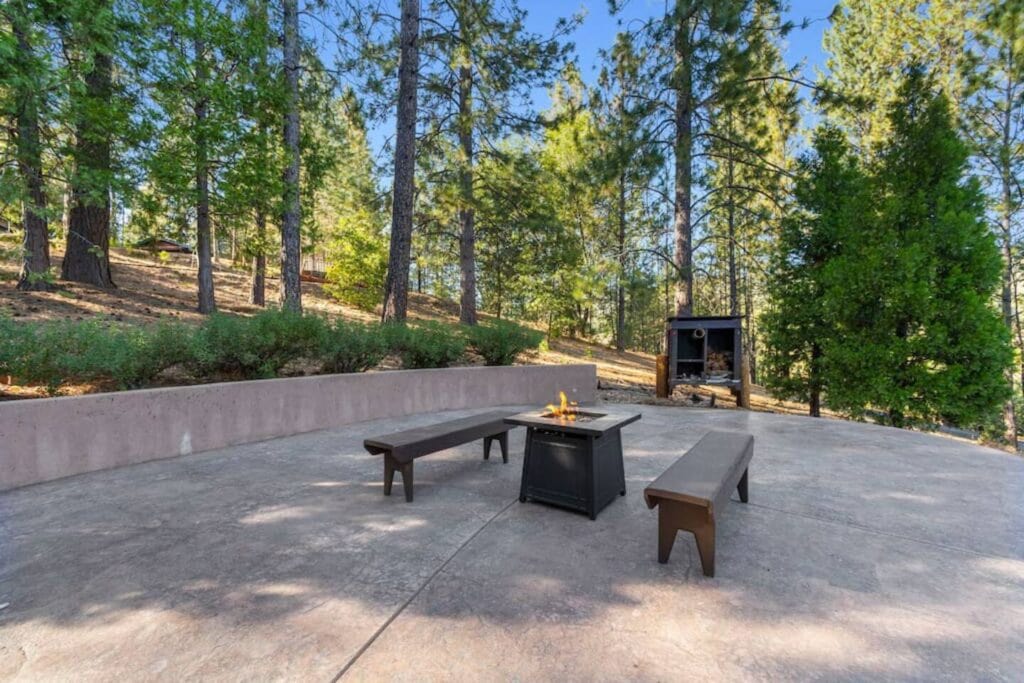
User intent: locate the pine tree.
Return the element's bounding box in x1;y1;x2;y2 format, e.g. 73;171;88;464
822;0;975;150
610;0;800;316
963;0;1024;444
139;0;254;313
1;0;54;291
279;0;302;312
416;0;575;325
382;0;420;322
58;0;120;288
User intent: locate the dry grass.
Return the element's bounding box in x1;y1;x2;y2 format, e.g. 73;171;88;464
0;242;820;418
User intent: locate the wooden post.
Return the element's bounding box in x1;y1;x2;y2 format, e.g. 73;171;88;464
738;352;751;409
656;354;670;398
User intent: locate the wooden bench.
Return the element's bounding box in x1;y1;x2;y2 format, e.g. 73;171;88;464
363;411;515;502
643;431;753;577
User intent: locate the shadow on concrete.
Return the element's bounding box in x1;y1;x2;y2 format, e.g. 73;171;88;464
1;406;1022;679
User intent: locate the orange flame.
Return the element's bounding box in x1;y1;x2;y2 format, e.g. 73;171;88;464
545;391;579;421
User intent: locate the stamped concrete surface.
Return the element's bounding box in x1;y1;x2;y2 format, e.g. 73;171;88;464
1;404;1022;681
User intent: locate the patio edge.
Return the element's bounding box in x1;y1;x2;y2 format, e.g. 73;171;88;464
0;364;597;491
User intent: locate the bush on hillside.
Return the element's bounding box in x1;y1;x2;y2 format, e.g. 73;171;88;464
319;320;388;373
3;319;192;393
464;319;544;366
191;309;326;379
385;321;466;369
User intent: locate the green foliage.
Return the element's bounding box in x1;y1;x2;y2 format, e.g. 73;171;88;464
324;208;388;311
464;320;543;366
764;72;1013;428
319;320;388;374
191;309;325;379
2;319;192;393
385;321;466;369
761;126;869;413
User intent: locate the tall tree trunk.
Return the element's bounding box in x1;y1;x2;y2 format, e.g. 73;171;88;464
616;170;626;351
382;0;419;323
63;45;115;288
809;343;822;418
727;119;738;317
457;62;477;325
250;209;266;306
194;36;215;314
279;0;302;312
1000;72;1018;448
12;16;51;292
672;7;694;316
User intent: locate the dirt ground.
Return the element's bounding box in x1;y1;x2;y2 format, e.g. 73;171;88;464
0;241;818;417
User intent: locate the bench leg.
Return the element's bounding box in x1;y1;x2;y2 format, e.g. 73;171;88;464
383;453;397;496
657;510;677;563
693;520;716;577
399;461;414;502
737;467;749;503
484;433;510;463
656;502;717;576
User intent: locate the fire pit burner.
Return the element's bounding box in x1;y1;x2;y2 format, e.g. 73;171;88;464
539;411;602;423
504;408;641;520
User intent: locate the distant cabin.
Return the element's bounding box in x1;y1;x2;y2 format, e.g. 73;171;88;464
135;237;193;254
301;252;327;283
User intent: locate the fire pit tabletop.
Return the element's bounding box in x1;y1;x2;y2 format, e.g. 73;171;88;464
504;409;641;437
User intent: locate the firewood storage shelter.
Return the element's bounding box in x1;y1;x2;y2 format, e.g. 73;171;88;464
666;316;742;390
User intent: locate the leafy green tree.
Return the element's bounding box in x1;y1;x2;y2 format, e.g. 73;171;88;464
825;71;1012;427
761;126;869;416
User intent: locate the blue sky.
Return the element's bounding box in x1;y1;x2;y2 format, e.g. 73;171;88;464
523;0;833;96
364;1;836;161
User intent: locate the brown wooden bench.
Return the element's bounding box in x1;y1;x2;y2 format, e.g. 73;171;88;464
363;411;515;502
643;430;753;577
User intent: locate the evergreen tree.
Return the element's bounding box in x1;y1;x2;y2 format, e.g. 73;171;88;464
825;70;1012;426
57;0;122;288
1;0;55;291
610;0;800;316
822;0;975;150
382;0;419;322
761;126;868;416
279;0;302;312
416;0;576;325
963;0;1024;444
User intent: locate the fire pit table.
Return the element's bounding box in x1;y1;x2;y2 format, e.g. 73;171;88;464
505;408;641;520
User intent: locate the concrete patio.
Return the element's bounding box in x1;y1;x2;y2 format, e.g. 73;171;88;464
1;404;1022;680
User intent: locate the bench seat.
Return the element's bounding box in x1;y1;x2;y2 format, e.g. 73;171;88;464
364;411;515;502
644;430;753;577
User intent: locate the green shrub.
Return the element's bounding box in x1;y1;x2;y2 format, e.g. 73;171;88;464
192;309;326;379
0;316;27;377
319;320;388;373
5;319;194;393
464;320;544;366
386;321;466;369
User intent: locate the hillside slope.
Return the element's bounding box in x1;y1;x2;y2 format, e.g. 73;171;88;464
0;242;816;415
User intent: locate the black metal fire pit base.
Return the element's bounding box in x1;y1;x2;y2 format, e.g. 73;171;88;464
505;410;641;520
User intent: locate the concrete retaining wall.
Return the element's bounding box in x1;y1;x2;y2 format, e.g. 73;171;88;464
0;364;597;491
